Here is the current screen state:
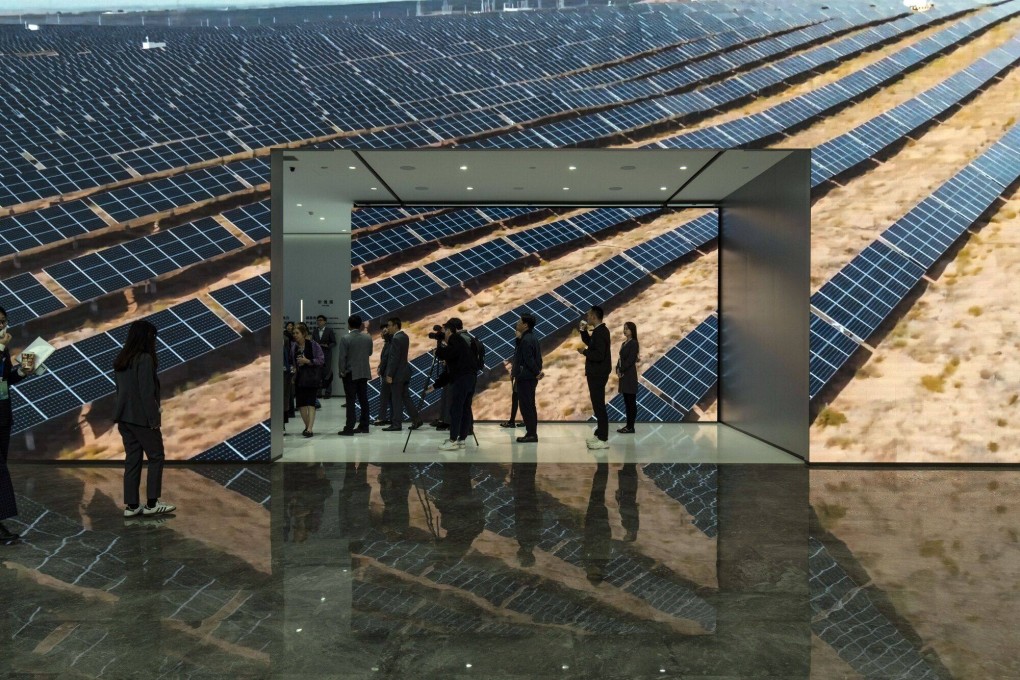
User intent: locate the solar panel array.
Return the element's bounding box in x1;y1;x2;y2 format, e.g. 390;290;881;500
222;201;271;241
0;273;65;327
10;299;239;435
210;274;272;332
44;217;243;302
0;202;109;257
192;420;271;463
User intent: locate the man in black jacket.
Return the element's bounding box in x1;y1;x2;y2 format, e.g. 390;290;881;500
512;314;543;443
0;307;38;543
579;305;611;449
433;318;477;451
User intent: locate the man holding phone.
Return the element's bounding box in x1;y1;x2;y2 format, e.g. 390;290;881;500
578;305;611;450
0;307;39;543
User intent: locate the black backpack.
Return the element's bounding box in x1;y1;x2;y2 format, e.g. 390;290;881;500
461;331;485;371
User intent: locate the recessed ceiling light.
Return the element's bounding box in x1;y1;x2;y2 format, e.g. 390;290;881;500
459;165;468;171
660;187;668;191
319;166;328;170
370;187;377;191
400;165;415;170
296;203;302;207
319;217;325;221
568;165;577;171
348;166;356;170
466;186;474;190
609;186;622;191
742;166;750;170
562;187;570;191
415;186;428;190
620;165;636;170
679;166;688;170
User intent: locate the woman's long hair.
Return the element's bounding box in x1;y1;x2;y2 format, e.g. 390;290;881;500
113;320;159;373
624;321;638;347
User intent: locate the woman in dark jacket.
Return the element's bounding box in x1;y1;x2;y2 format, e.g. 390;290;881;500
616;321;639;433
291;323;324;438
0;306;40;543
113;320;175;517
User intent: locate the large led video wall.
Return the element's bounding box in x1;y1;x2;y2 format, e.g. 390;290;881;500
0;0;1017;462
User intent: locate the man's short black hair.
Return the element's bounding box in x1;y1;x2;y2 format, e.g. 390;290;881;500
388;317;401;329
316;314;327;322
0;305;7;320
589;305;604;321
520;314;536;330
348;314;362;328
444;317;464;331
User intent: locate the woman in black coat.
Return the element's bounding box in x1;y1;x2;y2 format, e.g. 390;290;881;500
0;306;40;542
616;321;639;434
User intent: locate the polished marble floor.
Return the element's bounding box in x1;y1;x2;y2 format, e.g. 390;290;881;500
1;462;1018;679
281;397;799;464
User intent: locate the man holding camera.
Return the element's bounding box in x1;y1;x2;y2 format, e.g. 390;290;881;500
337;314;373;436
578;305;611;450
512;314;543;443
381;318;423;432
432;318;478;451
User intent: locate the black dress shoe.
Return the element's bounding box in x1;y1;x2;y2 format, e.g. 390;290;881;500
338;429;355;436
409;419;424;430
617;426;635;434
516;435;538;443
435;422;450;431
0;522;20;542
500;421;520;428
382;425;402;431
302;431;313;438
355;427;370;434
373;419;391;426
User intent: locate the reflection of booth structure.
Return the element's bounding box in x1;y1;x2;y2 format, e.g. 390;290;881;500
271;149;811;459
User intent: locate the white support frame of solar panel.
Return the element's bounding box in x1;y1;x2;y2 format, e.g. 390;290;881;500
641;316;718;414
10;299;239;434
192;421;271;462
210;274;271;332
0;273;65;326
810;241;926;343
809;313;862;399
45;218;243;302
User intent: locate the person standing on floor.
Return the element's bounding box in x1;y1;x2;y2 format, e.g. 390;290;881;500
500;327;523;429
291;323;324;438
373;324;393;425
0;307;40;542
312;315;337;399
579;305;611;450
337;314;373;436
616;321;640;434
433;318;479;451
381;317;422;432
512;314;543;443
113;320;175;518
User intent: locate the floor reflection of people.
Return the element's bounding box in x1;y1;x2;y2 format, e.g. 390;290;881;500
339;463;371;553
284;464;333;543
379;463;412;540
434;464;484;563
583;463;611;585
617;463;639;542
511;463;541;567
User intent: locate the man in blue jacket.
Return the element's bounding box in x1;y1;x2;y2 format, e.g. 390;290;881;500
512;314;543;443
579;305;611;450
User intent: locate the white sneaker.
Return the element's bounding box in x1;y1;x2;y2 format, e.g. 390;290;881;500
586;436;601;446
142;500;176;515
438;439;460;451
124;506;143;517
587;439;609;450
456;440;466;449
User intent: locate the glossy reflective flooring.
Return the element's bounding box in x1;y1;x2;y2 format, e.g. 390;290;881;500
1;463;1018;679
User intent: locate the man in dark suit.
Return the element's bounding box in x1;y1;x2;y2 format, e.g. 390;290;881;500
579;304;611;449
312;315;337;398
337;314;374;436
512;314;543;443
373;325;393;425
0;307;38;543
381;317;423;432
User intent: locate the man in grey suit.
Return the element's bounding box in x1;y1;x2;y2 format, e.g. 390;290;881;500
337;314;374;435
312;315;337;398
381;317;423;431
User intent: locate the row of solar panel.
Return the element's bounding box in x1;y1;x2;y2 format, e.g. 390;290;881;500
0;5;894;209
661;7;1020;152
469;8;949;149
9;298;240;434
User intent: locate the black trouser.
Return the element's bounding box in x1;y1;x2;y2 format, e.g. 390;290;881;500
0;424;17;521
587;374;609;441
508;382;520;422
449;373;476;441
378;378;391;420
623;392;637;429
119;422;165;506
342;373;370;431
390;379;419;428
283;372;295;419
516;378;538;437
439;384;451;422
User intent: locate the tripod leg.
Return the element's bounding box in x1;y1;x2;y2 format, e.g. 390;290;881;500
403;428;412;453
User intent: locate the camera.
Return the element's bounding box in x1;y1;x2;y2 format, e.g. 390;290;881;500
427;324;445;341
